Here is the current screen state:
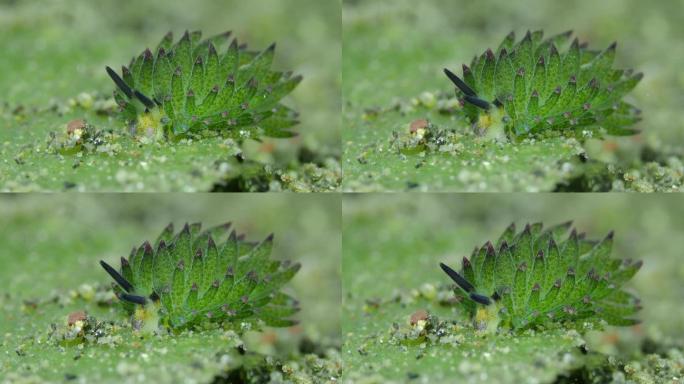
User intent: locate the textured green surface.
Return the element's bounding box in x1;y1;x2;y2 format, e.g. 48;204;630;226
442;221;641;331
342;0;684;192
103;222;301;330
444;30;642;138
0;194;341;382
108;31;301;138
0;0;341;191
342;194;684;383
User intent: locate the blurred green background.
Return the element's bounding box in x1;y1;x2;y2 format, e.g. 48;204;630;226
343;194;684;383
0;194;340;382
0;0;341;191
342;0;684;191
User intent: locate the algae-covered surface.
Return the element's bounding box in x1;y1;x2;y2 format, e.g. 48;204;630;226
0;0;341;192
342;194;684;383
0;194;341;383
342;0;684;192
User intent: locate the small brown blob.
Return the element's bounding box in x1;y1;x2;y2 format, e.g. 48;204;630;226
602;140;618;152
410;309;429;325
409;119;429;133
68;310;87;325
260;330;278;345
67;119;86;134
259;142;275;153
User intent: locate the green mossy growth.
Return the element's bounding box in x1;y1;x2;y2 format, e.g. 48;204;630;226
107;30;302;140
440;221;642;332
444;30;642;140
101;222;300;330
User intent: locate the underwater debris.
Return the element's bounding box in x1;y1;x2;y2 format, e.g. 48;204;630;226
46;119;121;156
